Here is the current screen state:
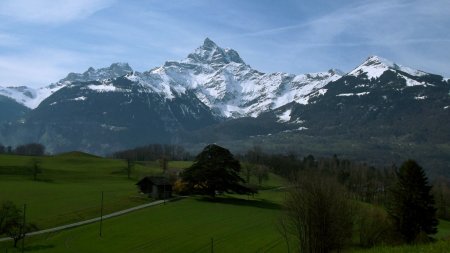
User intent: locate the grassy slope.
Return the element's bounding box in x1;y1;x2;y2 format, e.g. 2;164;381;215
7;193;286;252
0;153;191;229
1;170;288;253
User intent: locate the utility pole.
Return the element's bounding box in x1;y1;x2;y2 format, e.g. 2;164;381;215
21;204;26;253
99;191;104;237
210;237;214;253
163;184;166;205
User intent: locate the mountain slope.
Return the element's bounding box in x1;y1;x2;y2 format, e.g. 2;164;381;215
0;95;30;125
2;75;219;154
0;63;133;109
135;38;342;117
194;56;450;176
1;38;449;173
206;55;450;140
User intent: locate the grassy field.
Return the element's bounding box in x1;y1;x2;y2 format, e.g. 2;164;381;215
0;152;288;252
349;240;450;253
1;153;450;253
0;152;191;229
2;192;287;252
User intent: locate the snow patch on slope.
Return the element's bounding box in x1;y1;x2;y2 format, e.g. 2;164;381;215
0;83;66;109
277;109;292;123
71;96;87;101
414;95;427;100
87;84;117;92
336;92;370;97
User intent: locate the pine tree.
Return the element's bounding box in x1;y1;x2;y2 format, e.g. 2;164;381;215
388;160;438;243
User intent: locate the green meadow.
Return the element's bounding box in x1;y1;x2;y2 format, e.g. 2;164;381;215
3;192;287;252
0;152;191;229
1;153;449;252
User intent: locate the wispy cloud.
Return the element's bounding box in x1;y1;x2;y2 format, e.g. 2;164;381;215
240;0;450;47
0;33;22;47
0;0;449;86
232;0;450;75
0;48;99;86
0;0;115;24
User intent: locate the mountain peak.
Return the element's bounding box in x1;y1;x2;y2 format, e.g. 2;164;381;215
363;55;395;68
61;63;133;83
328;68;345;76
186;38;245;65
109;62;132;72
202;37;217;49
349;55;426;79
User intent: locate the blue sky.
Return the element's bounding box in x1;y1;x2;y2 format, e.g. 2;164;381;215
0;0;449;87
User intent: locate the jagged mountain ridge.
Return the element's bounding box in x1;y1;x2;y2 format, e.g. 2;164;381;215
0;38;341;118
128;38;342;117
182;55;450;176
0;63;133;109
0;38;449;162
255;55;450;135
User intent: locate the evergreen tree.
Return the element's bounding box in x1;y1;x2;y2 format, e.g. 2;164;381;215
388;160;438;243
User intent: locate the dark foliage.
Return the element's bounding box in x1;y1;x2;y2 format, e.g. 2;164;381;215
112;143;191;161
0;201;37;248
242;148;396;205
181;144;255;198
388;160;438;243
280;172;354;253
0;201;21;235
14;143;45;156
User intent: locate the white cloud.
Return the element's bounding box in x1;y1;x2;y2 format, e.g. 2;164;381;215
0;0;114;24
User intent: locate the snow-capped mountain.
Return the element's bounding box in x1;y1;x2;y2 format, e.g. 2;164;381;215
1;38;341;117
260;54;450;138
189;55;450;178
1;38;449;163
127;38;342;117
0;63;133;109
349;55;427;79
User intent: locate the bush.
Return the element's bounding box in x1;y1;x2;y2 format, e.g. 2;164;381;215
357;205;396;247
280;171;355;253
173;179;188;195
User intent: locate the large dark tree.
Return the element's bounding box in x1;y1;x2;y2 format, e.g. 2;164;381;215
388;160;438;243
181;144;255;198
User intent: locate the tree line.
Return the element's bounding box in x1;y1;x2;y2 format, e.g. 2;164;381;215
243;147;450;220
240;147;396;205
111;144;191;161
0;143;45;156
238;146;448;252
